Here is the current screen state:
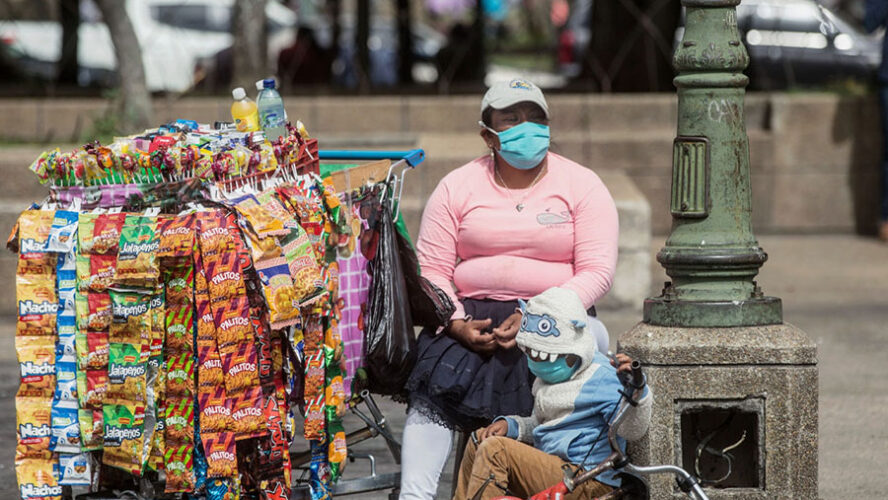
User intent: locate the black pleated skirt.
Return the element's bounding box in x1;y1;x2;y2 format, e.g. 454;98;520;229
404;298;534;431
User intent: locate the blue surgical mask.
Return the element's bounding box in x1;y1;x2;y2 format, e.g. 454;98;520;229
482;121;551;170
527;355;579;384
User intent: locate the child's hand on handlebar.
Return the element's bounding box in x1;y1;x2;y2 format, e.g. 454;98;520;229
475;419;509;442
611;353;634;374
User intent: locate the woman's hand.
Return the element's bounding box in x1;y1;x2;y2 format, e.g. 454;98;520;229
476;419;509;442
492;312;522;349
448;318;497;354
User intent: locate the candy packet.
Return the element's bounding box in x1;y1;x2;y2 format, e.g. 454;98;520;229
49;399;81;453
102;399;147;476
45;210;78;254
110;289;151;345
58;453;92;486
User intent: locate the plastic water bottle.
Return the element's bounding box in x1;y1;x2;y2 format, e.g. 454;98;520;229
257;78;288;142
230;87;259;132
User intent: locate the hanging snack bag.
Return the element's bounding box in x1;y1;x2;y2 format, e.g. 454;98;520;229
221;342;259;395
206;253;247;302
85;331;109;370
53;360;77;402
197;343;224;392
58;453;92;486
17;335;56;397
213;296;252;350
158;213;196;259
164;444;195;493
18;210;54;255
45;210;78;254
78;213;99;255
83;369;107;410
199;387;233;433
102;399;146;476
86;292;112;331
16;456;62;500
16;276;57;337
197;212;237;259
164;398;195;444
165;352;195;398
16;395;52;457
231;193;286;237
49;399;80;453
107;342;147;402
87;254;117;292
17;255;56;280
165;263;194;304
256;262;300;329
77;408;103;451
280;226;323;302
110;289;151;345
149;290;165;360
147;406;166;472
204;432;238;478
116;215;160;286
56;315;76;362
327;417;347;481
303;394;325;441
91;213;126;255
230;387;266;439
165;303;195;354
75;254;90;292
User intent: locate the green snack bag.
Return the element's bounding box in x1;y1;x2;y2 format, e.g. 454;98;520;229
109;289;151;345
78;408;103;451
117;215;160;287
102;399;146;476
107;342;147;402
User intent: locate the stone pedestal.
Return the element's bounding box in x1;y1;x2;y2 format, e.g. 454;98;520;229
619;322;817;500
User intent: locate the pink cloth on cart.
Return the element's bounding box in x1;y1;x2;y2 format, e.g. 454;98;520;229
337;248;371;399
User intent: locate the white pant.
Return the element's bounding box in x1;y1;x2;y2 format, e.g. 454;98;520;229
399;407;454;500
588;314;610;355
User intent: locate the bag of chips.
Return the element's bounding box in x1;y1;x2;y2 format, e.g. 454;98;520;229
206;254;247;302
199;387;233;433
16;395;53;458
87;254;117;292
45;210;78;254
165;263;195;304
77;408;103;451
18;210;55;255
85;331;109;370
17;256;56;280
213;296;253;349
158;213;196;259
256;262;300;329
91;213;126;255
164;444;195;493
165;303;194;354
204;432;238;478
164;397;195;444
53;360;77;402
198;343;224;393
49;399;81;453
16;456;62;500
221;342;259;395
230;386;265;438
165;352;195;398
77;213;99;255
58;453;92;486
17;336;56;396
117;215;160;286
110;289;151;345
16;276;57;337
107;342;148;402
102;399;147;476
280;226;323;302
86;292;111;331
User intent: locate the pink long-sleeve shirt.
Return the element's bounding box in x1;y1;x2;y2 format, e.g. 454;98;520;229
416;152;619;321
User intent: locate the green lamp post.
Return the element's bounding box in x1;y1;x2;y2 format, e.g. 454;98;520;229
619;1;818;498
644;0;782;327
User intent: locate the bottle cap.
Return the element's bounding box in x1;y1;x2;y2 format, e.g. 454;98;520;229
232;87;246;100
263;78;276;89
255;80;265;91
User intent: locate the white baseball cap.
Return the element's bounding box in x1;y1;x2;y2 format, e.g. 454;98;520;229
481;78;549;119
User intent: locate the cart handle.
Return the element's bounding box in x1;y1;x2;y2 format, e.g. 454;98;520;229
318;149;425;167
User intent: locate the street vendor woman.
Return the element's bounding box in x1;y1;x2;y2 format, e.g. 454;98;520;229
400;79;620;499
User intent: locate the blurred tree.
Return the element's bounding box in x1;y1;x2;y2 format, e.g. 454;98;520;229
58;0;79;85
396;0;414;84
94;0;152;131
356;0;371;91
232;0;268;91
584;0;680;92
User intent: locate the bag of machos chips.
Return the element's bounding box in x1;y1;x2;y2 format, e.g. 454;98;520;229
164;444;195;493
16;456;62;500
158;213;195;259
103;399;146;475
164;398;195;444
18;210;55;256
91;213;126;255
116;215;160;287
165;352;195;398
110;289;151;345
203;432;238;478
107;342;148;402
16;336;56;397
256;262;300;329
165;304;195;354
77;408;102;451
16;276;58;338
16;395;53;458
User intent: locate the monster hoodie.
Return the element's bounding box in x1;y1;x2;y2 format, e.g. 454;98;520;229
497;287;653;487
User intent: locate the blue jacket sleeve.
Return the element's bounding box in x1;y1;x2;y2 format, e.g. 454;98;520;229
865;0;888;33
493;416;520;439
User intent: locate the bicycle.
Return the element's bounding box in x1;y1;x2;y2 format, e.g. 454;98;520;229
480;359;709;500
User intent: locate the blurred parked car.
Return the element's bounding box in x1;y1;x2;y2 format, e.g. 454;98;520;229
0;0;297;92
558;0;882;89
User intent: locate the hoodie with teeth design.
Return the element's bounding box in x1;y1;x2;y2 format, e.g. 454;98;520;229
497;287;652;487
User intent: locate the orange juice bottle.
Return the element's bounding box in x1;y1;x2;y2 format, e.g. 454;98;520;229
230;87;259;132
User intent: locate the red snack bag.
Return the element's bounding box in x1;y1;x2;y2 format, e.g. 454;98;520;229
199;386;232;433
164;397;194;445
86;331;110;369
197;212;237;259
164;303;194;354
221;342;259;395
197;344;223;393
204;432;237;478
213;296;253;349
158;214;196;259
86;292;112;331
196;298;216;343
165;353;194;398
303;350;324;400
303;394;325;440
164;443;195;493
84;369;107;410
91;213;126;255
206;254;247;302
231;386;266;439
87;254;116;292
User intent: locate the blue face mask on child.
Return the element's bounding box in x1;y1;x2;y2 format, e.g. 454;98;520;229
527;355;579;384
482;121;551;170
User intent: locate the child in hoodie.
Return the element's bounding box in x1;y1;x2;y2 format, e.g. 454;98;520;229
452;287;653;500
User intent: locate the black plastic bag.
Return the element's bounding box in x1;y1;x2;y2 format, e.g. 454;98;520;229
395;229;455;329
364;206;417;396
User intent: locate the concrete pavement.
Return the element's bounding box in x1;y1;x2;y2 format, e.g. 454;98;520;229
1;234;886;499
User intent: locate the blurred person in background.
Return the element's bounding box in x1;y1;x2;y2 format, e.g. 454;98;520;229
865;0;888;241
